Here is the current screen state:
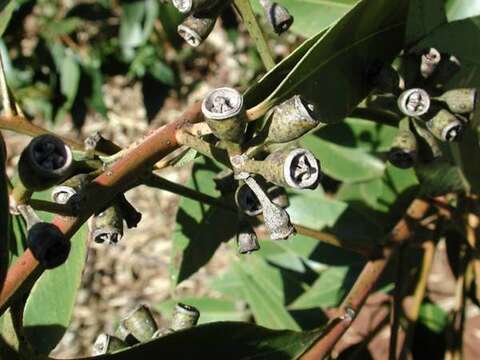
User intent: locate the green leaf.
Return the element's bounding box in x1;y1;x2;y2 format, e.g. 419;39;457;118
90;321;324;360
446;0;480;21
252;0;357;38
0;0;16;37
170;158;237;287
22;191;88;355
154;297;250;324
418;302;448;333
235;256;302;331
248;0;409;123
405;0;447;46
302;132;385;182
290;266;361;309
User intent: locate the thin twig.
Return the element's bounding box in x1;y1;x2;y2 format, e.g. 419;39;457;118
233;0;276;71
301;199;431;360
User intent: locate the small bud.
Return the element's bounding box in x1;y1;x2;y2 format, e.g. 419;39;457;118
244;176;294;240
235;182;263;216
18;134;73;191
236;219;260;254
397;88;431;117
202;87;247;143
265;95;322;143
388;126;417;169
436;88;477;114
172;0;223;14
426;109;463;142
92;334;127;355
27;222;71;269
259;0;293;34
420;48;441;79
122;305;158;342
178;13;216;47
91;204;124;245
170;303;200;331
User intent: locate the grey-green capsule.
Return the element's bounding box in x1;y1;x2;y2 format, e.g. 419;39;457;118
244;176;294;240
18;134;73;191
437;88;477;114
92;334;127;355
420;48;441;79
172;0;223;14
397;88;431;117
91;204;124;245
259;0;293;34
52;173;90;205
426;109;463;142
233;149;321;189
412;118;442;160
236;219;260;254
152;328;174;338
122;305;158;342
388;128;418;169
171;303;200;331
265;95;321;143
202;87;246;143
114;323;138;346
177;13;216;47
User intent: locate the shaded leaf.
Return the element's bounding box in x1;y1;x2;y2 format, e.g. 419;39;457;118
405;0;447;46
446;0;480;21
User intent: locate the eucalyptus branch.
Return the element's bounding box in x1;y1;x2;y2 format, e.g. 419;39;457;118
233;0;276;71
301;199;431;360
0;102;203;312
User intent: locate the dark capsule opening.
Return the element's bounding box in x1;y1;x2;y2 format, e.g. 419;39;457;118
30;135;71;172
388;148;415;169
445;123;463;142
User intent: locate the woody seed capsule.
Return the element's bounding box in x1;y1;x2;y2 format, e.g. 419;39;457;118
388;128;418;169
27;222;71;269
437;88;477;114
122;305;158;342
91;204;124;245
236;219;260;254
92;334;127;355
265;95;321;143
52;173;90;205
202;87;246;143
426;109;463;142
420;48;441;79
171;303;200;331
172;0;223;14
178;13;216;47
259;0;294;34
18;134;73;191
244;176;294;240
397;88;431;117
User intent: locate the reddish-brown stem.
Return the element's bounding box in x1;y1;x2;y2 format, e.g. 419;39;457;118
0;102;202;310
301;199;431;360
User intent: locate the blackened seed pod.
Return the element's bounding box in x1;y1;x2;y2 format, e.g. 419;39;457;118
373;66;405;94
170;303;200;331
265;95;322;143
437;88;477;114
236;219;260;254
92;334;127;355
202;87;247;143
91;204;124;245
122;305;158;342
244;176;294;240
420;48;441;79
428;55;461;89
52;173;90;205
259;0;294;34
388;122;418;169
18;134;73;191
397;88;431;117
426;109;463;142
27;222;71;269
172;0;223;14
177;13;216;47
235;182;263;216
